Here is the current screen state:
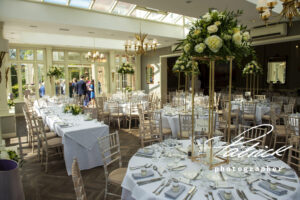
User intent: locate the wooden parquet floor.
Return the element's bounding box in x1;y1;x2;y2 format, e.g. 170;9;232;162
15;129;140;200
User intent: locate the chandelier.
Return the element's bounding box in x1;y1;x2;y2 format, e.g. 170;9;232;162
124;32;158;55
256;0;300;25
85;51;106;62
85;38;106;62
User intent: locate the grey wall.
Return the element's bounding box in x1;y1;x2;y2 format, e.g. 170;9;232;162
141;47;173;93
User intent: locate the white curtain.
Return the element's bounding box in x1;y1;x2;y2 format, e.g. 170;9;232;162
267;62;286;84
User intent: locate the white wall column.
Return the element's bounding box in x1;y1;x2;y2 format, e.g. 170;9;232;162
6;59;12;96
0;54;9;115
64;65;69;97
109;51;115;94
135;55;141;90
33;61;39;99
16;64;23;100
45;46;53;96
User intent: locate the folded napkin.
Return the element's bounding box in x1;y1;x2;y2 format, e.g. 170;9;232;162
270;170;296;178
258;180;288;196
137;148;154;156
132;170;154;179
218;190;235;200
165;185;185;199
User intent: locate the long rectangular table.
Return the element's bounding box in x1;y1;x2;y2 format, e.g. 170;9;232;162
34;100;109;175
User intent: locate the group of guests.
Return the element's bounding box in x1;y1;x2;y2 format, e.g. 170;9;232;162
70;75;96;107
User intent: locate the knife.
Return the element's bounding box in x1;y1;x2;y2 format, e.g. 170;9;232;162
188;188;197;200
264;179;296;191
137;177;163;186
236;189;244;200
239;190;248;200
219;171;225;181
183;186;196;200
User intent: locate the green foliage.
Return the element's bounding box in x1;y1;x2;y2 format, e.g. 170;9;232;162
64;104;83;115
176;9;256;67
243;61;263;76
47;66;63;78
7;99;15;108
118;63;134;74
12;84;26;98
172;54;200;75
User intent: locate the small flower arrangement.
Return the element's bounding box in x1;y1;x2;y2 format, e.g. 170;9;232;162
176;9;255;66
47;66;63;78
7;99;15;108
172;54;200;74
243;61;263;75
64;104;83;115
125;86;132;92
118;63;135;74
0;146;20;163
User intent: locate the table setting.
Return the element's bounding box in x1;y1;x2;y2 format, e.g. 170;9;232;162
160;106;218;138
33;99;109;175
122;139;300;200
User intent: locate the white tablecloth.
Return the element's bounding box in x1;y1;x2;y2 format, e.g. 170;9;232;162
34;101;109;175
103;101;148;114
121;140;300;200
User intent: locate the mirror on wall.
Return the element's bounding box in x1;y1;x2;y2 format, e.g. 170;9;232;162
267;57;286;84
146;64;154;84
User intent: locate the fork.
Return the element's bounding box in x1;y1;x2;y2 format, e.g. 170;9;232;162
152;180;166;194
156;179;172;195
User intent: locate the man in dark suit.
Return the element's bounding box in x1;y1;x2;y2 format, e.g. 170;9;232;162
76;75;86;105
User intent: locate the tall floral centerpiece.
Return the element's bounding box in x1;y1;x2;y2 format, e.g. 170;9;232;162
176;9;256;169
47;66;63;96
118;63;134;91
172;54;200;111
243;61;263;95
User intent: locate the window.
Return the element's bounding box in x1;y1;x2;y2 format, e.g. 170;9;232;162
163;13;182;24
44;0;68;5
19;49;34;60
147;12;165;21
69;0;92;9
9;49;16;60
130;8;149;18
111;1;135;15
10;64;18;98
267;61;286;84
53;51;65;61
93;0;116;12
37;50;44;61
68;52;81;60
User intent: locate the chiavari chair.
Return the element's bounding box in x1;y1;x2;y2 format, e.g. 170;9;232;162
238;125;267;149
287;136;300;172
98;131;127;199
72;158;88;200
242;102;257;126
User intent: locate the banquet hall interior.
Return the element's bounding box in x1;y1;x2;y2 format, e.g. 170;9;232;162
1;0;300;200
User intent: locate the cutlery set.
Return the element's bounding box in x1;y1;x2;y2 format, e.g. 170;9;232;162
183;186;196;200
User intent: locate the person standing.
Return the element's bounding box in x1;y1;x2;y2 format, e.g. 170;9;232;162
84;77;91;107
76;75;87;105
89;80;95;107
71;78;77;97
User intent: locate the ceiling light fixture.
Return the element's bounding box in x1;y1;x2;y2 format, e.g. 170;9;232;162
85;38;106;62
256;0;300;26
124;22;158;55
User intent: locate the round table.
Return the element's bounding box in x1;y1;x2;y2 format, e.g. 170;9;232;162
121;140;300;200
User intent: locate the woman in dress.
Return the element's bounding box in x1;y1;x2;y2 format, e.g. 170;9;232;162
89;79;95;107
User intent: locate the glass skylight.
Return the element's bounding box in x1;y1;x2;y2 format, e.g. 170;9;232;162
69;0;92;9
111;1;135;15
93;0;116;12
147;12;165;21
163;13;182;24
130;8;149;18
175;16;183;25
44;0;68;5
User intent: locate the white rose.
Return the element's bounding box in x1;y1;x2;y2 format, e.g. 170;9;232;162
180;65;185;70
211;9;218;14
232;32;242;46
233;27;240;34
205;35;223;53
194;43;205;53
207;24;218;34
0;151;10;159
184;43;191;53
202;13;211;22
243;31;251;41
214;21;221;26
